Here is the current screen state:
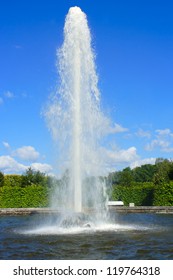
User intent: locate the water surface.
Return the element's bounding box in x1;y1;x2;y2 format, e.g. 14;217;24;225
0;213;173;259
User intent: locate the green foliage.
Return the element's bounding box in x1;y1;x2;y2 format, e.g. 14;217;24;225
1;158;173;208
169;163;173;180
0;169;56;208
21;167;48;188
118;167;134;187
107;171;121;185
4;174;22;188
153;159;170;185
153;181;173;206
0;185;50;208
109;158;173;186
112;182;154;206
108;158;173;206
0;172;4;188
133;164;156;183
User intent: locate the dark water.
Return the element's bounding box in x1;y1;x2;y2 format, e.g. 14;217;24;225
0;212;173;260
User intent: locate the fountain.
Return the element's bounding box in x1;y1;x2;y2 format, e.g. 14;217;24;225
1;7;172;261
45;6;110;222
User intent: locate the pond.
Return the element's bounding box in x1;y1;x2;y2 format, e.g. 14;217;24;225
0;212;173;259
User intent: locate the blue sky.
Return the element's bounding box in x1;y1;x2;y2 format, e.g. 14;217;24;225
0;0;173;174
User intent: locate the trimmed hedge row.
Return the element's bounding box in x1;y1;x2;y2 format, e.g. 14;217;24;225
0;185;50;208
153;181;173;206
1;179;173;208
112;183;154;206
112;181;173;206
3;175;22;188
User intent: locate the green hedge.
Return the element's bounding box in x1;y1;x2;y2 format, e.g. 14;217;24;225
112;181;173;206
112;182;154;206
0;185;50;208
1;177;173;208
4;175;22;188
153;181;173;206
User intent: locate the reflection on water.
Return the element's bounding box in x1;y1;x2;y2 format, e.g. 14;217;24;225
1;212;173;259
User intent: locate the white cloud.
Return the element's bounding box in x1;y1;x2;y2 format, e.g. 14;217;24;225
13;146;40;161
145;139;173;152
4;91;15;98
0;155;27;173
106;147;138;162
136;128;151;138
156;128;173;137
0;142;53;174
31;163;53;173
2;142;10;149
109;123;128;134
145;128;173;153
130;157;156;169
0;155;53;174
102;146;139;171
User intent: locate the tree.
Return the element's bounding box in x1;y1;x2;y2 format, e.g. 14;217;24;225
153;159;170;186
0;171;4;187
21;167;47;187
133;164;156;183
107;171;121;185
168;161;173;180
118;167;134;187
155;157;167;165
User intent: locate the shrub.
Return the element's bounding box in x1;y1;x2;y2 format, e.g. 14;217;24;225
112;182;154;206
21;168;48;188
153;181;173;206
0;172;4;187
4;175;22;188
0;185;50;208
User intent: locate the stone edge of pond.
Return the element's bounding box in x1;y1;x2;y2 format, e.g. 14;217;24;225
1;206;173;215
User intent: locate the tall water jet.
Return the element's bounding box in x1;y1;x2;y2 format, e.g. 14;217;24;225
46;6;109;216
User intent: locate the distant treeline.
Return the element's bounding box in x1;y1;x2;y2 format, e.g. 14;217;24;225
0;158;173;207
108;158;173;206
0;168;56;208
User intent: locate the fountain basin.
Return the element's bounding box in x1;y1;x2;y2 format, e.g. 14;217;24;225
1;212;173;259
1;206;173;216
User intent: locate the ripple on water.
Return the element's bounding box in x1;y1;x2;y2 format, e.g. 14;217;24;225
1;213;173;259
